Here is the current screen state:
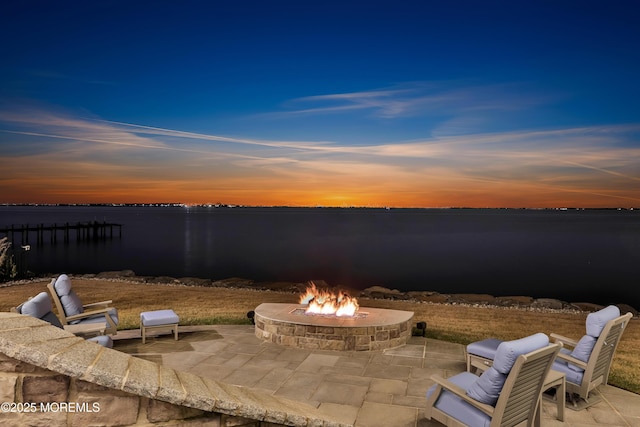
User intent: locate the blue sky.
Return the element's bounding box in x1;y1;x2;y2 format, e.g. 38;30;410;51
1;1;639;207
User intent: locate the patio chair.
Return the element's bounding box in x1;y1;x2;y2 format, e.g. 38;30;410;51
465;305;632;409
550;305;632;408
12;292;112;348
426;333;561;427
47;274;118;335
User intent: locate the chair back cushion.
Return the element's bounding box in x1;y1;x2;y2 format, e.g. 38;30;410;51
568;335;597;372
466;367;506;405
19;292;64;328
54;274;84;317
586;305;620;337
493;332;549;373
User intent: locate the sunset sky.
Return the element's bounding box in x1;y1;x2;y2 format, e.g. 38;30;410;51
1;1;639;207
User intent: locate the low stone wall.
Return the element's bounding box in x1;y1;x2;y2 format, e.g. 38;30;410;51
0;312;350;427
0;354;249;426
256;319;413;351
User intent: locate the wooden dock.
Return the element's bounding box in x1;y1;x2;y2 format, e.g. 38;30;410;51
0;221;123;245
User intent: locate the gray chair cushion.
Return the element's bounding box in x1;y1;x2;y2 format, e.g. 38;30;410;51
21;292;53;318
465;333;549;406
54;275;84;317
466;366;506;405
586;305;620;337
427;372;492;427
60;292;84;317
20;292;64;329
87;335;113;348
552;358;585;385
54;274;73;295
493;333;549;374
140;309;179;326
466;338;501;360
568;335;597;371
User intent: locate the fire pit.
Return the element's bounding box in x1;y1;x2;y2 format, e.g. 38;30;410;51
254;283;414;351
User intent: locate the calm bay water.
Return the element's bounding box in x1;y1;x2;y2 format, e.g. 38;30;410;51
1;206;639;308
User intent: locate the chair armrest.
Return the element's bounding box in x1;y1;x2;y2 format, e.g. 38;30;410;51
66;307;112;321
430;375;495;416
550;333;578;348
83;300;113;309
556;352;588;370
67;307;117;332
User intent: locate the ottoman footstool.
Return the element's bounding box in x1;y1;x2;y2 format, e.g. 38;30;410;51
140;309;179;344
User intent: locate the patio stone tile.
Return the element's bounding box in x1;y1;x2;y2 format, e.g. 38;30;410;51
296;353;340;372
392;394;427;408
187;363;233;381
312;381;368;407
221;366;271;387
368;353;395;366
226;343;264;354
364;391;393;404
407;378;431;397
334;355;370;371
274;347;312;362
602;386;640;418
623;416;640;427
221;353;253;369
161;351;212;370
369;378;407;395
255;346;286;360
384;344;425;358
317;402;359;426
355;402;417;427
389;356;423;367
323;373;372;387
363;363;411;380
409;367;443;381
274;372;325;402
243;357;291;370
423;358;466;371
254;367;294;392
190;340;231;353
197;354;235;366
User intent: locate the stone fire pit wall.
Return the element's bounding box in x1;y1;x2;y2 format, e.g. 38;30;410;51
254;303;414;351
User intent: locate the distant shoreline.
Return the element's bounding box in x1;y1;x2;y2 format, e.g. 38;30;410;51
2;203;639;210
4;270;637;316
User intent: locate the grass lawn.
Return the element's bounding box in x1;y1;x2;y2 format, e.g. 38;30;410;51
2;278;639;394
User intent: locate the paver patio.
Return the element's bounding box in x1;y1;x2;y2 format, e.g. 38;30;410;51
113;325;640;427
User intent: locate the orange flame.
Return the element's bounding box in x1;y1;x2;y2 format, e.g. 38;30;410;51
299;281;359;317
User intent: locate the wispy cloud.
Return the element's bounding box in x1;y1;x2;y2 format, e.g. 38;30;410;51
0;105;638;206
273;81;555;122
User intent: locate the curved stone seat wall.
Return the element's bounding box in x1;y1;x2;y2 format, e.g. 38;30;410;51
0;312;350;427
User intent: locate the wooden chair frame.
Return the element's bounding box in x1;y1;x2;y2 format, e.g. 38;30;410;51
550;312;632;405
47;278;118;335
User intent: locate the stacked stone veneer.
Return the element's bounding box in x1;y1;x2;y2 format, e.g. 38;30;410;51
255;313;413;351
0;312;350;427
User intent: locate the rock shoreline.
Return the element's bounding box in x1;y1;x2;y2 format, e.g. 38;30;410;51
4;269;638;317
